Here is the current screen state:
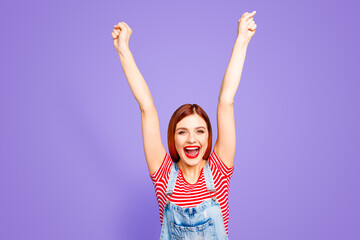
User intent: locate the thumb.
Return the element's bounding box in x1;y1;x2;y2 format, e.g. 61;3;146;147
246;10;256;20
112;32;120;48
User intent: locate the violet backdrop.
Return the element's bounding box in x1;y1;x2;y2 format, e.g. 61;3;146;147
1;0;359;239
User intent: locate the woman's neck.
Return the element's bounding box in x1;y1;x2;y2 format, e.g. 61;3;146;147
177;159;206;184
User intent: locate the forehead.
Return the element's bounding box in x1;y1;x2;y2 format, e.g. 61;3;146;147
176;114;207;129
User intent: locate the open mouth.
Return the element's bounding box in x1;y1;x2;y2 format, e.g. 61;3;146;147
184;146;200;159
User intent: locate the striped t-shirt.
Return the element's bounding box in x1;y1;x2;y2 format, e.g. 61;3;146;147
150;151;234;235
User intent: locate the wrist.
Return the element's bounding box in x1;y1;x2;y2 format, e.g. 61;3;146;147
117;44;131;57
235;36;250;46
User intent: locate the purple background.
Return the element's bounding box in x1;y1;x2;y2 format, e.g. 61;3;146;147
1;0;359;239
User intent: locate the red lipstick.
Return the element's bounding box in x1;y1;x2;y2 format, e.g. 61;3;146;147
183;146;200;159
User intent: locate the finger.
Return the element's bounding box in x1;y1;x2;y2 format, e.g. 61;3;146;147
250;24;257;31
122;22;130;28
120;22;129;29
248;21;255;29
114;22;124;30
242;12;249;18
111;32;118;39
244;11;256;21
247;18;253;25
113;30;119;37
118;22;125;29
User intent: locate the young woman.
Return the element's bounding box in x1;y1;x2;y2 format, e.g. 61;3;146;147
111;11;257;239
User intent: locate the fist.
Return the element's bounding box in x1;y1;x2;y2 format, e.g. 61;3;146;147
112;22;133;53
237;11;257;40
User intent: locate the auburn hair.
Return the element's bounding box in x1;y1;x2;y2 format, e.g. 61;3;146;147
167;104;212;162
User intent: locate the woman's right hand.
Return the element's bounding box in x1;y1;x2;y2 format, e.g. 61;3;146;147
111;22;166;175
112;22;133;54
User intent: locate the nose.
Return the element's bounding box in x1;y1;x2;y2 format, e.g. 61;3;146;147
187;132;196;143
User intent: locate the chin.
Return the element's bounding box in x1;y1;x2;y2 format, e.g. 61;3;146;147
179;154;204;167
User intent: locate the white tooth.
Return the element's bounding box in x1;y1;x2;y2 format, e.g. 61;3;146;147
186;147;198;150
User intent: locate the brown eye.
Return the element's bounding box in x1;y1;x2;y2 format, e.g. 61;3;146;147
197;130;205;134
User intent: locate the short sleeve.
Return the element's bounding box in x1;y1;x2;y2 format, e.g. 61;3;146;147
149;153;173;225
208;151;234;178
150;153;173;184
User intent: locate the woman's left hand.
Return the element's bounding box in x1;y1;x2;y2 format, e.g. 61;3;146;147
237;11;257;41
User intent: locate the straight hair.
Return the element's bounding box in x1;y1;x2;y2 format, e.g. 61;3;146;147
167;104;212;162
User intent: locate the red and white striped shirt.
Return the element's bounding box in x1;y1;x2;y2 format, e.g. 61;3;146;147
150;151;234;235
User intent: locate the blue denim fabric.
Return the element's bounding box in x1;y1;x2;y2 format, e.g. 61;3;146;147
160;161;228;240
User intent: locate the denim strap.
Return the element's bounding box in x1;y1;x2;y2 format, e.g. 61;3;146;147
165;162;179;196
204;161;216;192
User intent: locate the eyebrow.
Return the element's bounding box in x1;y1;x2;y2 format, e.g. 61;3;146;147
176;126;206;131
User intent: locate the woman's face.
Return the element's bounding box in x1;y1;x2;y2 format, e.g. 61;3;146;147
174;114;209;167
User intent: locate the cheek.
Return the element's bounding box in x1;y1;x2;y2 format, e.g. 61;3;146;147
174;136;185;157
201;134;209;148
174;135;180;146
202;133;209;142
174;135;184;149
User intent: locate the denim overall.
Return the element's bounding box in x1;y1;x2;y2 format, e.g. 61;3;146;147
160;161;229;240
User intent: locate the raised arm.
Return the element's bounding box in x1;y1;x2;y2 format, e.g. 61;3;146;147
112;22;166;174
214;11;257;168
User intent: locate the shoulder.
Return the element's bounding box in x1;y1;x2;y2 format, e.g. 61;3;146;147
208;151;234;178
150;152;173;183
